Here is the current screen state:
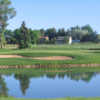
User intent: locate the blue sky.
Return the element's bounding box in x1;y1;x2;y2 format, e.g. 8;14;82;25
8;0;100;33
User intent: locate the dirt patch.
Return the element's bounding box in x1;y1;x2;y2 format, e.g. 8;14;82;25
33;56;72;61
0;55;22;58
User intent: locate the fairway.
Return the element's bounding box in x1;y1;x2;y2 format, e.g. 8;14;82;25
0;43;100;67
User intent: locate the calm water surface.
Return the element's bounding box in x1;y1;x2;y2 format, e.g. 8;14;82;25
0;71;100;98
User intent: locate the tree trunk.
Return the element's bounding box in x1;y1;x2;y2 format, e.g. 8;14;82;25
0;27;6;48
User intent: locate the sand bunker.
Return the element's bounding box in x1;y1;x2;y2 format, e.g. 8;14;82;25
0;55;72;61
0;55;22;58
33;56;72;61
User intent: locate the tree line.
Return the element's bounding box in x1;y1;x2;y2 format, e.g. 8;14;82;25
4;22;100;48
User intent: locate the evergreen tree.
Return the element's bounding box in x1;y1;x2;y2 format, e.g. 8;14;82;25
18;21;31;48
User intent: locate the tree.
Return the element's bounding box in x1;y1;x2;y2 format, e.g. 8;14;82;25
81;31;98;42
4;29;16;44
40;29;45;36
18;21;31;48
0;0;16;48
45;28;56;43
66;25;98;43
13;29;21;44
67;26;85;40
57;28;67;36
81;25;98;42
30;30;41;45
81;25;93;33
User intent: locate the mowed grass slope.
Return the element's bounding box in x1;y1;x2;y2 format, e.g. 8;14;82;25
0;43;100;66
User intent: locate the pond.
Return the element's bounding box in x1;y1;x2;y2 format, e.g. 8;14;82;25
0;69;100;98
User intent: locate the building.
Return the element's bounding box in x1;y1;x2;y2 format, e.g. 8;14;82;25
55;36;66;44
39;36;49;44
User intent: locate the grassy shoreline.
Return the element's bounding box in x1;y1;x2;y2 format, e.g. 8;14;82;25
0;64;100;69
0;97;100;100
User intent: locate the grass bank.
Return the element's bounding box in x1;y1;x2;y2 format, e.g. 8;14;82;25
0;67;100;74
0;43;100;66
0;97;100;100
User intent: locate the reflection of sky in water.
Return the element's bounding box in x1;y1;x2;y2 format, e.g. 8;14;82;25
2;73;100;98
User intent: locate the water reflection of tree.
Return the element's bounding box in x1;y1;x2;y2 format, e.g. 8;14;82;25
45;72;96;82
46;73;56;79
14;74;30;95
65;72;95;82
0;75;8;97
12;71;97;96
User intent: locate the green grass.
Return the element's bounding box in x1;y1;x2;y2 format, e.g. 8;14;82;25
1;67;100;74
0;97;100;100
0;43;100;66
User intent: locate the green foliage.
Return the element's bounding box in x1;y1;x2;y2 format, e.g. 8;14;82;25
67;25;98;42
0;0;16;48
2;24;100;46
82;24;94;33
18;21;31;49
45;28;56;43
4;30;16;44
11;26;41;47
30;30;41;45
57;28;67;36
